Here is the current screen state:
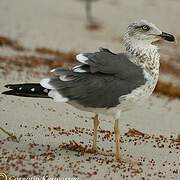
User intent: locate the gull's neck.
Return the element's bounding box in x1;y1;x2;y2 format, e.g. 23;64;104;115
124;37;160;76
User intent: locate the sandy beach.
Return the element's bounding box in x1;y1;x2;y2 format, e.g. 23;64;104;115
0;0;180;179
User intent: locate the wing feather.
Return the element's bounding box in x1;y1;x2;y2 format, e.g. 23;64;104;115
40;48;146;108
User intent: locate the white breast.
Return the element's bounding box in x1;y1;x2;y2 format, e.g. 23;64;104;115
113;68;159;113
114;42;160;112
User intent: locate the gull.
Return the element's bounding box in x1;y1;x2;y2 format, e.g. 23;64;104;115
2;20;175;161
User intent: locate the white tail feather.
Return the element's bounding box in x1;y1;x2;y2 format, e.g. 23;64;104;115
50;68;56;73
73;68;87;73
76;54;88;64
48;90;68;102
59;75;73;81
40;78;55;90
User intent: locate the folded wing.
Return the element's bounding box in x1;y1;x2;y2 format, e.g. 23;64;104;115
40;48;146;108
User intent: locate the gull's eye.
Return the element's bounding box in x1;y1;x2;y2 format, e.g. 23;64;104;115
142;25;150;31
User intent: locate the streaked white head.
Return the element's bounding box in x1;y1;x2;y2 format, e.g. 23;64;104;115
124;20;175;45
123;20;175;73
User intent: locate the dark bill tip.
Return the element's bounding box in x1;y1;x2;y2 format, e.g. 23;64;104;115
159;32;175;42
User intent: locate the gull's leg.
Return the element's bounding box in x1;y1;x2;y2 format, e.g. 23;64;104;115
114;118;138;165
92;114;100;151
114;119;121;161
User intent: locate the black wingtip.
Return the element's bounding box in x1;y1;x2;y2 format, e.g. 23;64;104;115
4;84;12;89
2;83;50;98
1;90;16;95
2;85;13;94
1;91;6;94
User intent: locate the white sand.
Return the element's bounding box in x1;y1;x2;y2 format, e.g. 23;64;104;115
0;0;180;179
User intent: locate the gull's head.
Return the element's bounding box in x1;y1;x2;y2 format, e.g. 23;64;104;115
124;20;175;45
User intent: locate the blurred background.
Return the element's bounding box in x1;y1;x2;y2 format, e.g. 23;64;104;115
0;0;180;179
0;0;180;93
0;0;180;49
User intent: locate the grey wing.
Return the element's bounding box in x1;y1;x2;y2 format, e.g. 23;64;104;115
73;48;141;77
40;48;146;108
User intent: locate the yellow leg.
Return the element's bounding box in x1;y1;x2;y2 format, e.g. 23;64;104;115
114;119;121;161
92;114;100;151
